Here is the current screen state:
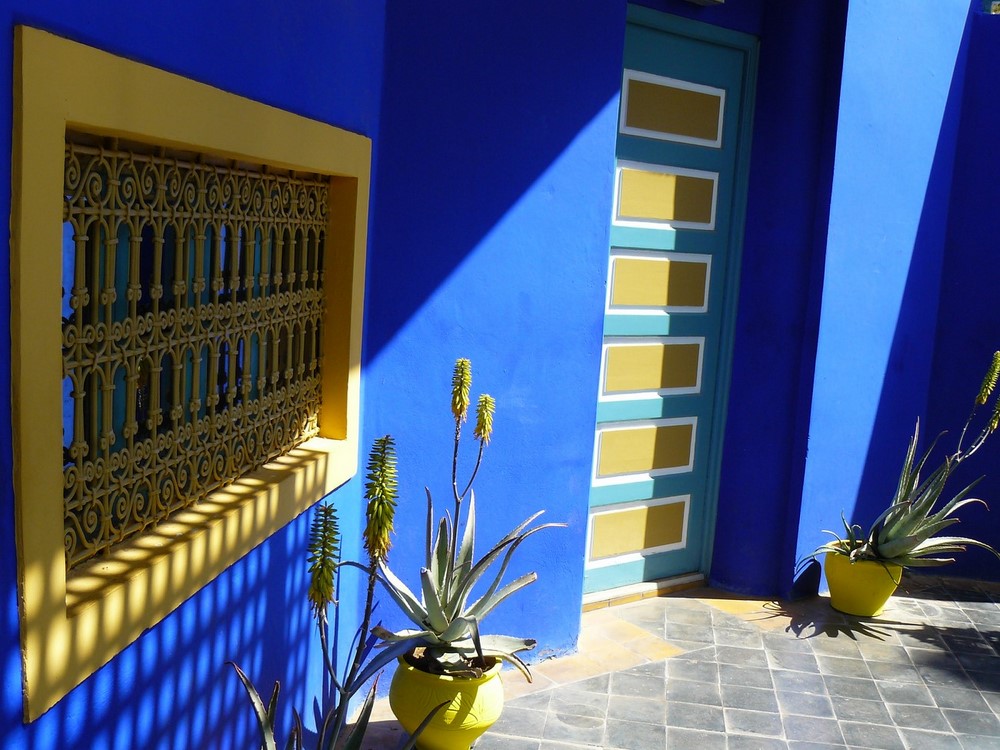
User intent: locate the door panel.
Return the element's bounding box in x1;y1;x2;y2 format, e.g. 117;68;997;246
585;10;757;595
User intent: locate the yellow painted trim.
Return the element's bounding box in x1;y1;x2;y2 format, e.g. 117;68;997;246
604;341;701;393
596;423;694;478
610;256;708;309
624;79;722;143
11;27;370;720
590;501;686;560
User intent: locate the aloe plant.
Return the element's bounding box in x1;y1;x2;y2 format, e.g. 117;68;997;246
354;359;564;685
230;447;442;750
815;351;1000;568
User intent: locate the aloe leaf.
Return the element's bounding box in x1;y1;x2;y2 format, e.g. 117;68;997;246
468;615;485;663
425;487;435;567
453;491;477;596
893;555;957;567
229;662;279;750
912;536;1000;559
341;681;379;750
449;634;537;681
376;563;429;629
432;516;450;602
881;467;950;544
420;567;451;632
875;533;927;560
932;481;985;521
399;701;450;750
890;423;920;505
478;633;537;655
870;499;912;544
349;635;430;694
438;614;477;643
877;516;964;558
285;708;303;750
468;571;537;621
451;520;565;615
372;625;435;642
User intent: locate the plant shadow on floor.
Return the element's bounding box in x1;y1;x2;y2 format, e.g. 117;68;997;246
750;575;1000;693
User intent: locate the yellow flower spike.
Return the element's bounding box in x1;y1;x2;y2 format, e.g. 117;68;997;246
474;394;496;446
977;351;1000;406
991;397;1000;434
306;502;340;626
451;359;472;423
364;435;398;565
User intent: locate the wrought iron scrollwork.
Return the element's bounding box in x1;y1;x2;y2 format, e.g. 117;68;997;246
62;135;328;570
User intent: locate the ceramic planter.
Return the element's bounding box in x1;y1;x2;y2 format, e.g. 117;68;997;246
389;657;504;750
824;551;903;617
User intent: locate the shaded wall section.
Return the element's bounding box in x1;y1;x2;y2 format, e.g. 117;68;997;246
0;2;384;748
712;0;847;596
796;0;973;589
927;8;1000;581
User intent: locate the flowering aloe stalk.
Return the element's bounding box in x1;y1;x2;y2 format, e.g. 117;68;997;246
232;442;441;750
356;358;564;685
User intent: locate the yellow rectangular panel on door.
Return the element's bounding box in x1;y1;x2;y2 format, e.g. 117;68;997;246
590;498;687;560
596;420;695;479
604;340;702;395
609;254;709;310
622;72;724;146
616;166;716;227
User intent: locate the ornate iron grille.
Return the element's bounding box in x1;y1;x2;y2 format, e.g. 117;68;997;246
62;134;328;570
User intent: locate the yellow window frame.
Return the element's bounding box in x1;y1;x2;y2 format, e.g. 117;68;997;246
11;26;370;720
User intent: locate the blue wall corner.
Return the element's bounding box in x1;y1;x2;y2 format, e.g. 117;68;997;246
710;0;848;596
795;1;974;590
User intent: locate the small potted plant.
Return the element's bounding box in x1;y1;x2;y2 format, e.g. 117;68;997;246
811;352;1000;617
352;358;563;750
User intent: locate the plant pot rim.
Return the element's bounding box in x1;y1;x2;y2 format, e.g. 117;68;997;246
823;550;904;569
395;655;502;683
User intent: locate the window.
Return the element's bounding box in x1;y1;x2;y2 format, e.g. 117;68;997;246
12;27;370;720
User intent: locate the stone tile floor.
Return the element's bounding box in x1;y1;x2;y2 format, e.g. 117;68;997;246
364;576;1000;749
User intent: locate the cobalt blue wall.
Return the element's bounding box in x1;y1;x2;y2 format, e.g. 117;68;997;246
926;8;1000;581
712;0;847;596
795;0;975;589
360;1;625;665
0;2;385;748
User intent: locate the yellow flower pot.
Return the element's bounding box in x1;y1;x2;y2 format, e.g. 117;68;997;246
824;552;902;617
389;657;504;750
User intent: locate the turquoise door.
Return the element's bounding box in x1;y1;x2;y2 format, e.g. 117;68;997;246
585;10;758;596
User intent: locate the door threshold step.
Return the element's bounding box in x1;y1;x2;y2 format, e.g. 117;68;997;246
581;573;705;611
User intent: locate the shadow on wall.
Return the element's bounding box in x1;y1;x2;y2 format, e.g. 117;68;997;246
0;511;320;750
364;2;626;361
922;10;1000;582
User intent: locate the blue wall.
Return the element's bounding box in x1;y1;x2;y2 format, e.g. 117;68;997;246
795;0;975;590
926;8;1000;580
711;0;848;596
5;1;1000;747
0;2;384;748
360;0;625;662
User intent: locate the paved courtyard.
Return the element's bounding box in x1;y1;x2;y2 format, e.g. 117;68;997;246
366;576;1000;749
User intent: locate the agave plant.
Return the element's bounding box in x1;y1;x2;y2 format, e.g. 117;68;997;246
353;358;564;686
815;351;1000;568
